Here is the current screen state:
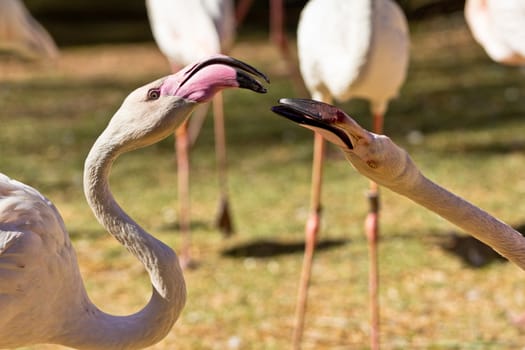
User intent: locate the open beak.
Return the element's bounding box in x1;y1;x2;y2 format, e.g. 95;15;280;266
180;55;270;93
161;55;269;103
271;98;354;149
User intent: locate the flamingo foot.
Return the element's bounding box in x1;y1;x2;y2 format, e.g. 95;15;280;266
216;196;234;236
180;254;199;270
511;312;525;327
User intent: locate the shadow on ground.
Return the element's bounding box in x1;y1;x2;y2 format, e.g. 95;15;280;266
222;238;348;258
435;224;525;268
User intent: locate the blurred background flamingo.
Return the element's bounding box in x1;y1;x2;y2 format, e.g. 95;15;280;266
465;0;525;66
0;0;58;60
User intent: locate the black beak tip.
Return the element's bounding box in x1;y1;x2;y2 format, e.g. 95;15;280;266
270;104;284;114
271;98;355;150
235;70;268;94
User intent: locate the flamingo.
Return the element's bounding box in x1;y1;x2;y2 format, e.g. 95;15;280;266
465;0;525;66
0;56;267;349
145;0;236;267
272;97;525;342
292;0;409;348
0;0;58;60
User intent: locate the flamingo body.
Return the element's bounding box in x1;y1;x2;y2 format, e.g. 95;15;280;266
465;0;525;66
298;0;409;112
146;0;234;67
0;174;81;347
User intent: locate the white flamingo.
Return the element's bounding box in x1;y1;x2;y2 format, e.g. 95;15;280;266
145;0;236;267
272;97;525;343
293;0;409;348
465;0;525;66
0;0;58;59
0;56;267;349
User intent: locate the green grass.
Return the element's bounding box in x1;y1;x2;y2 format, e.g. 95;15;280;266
2;13;525;350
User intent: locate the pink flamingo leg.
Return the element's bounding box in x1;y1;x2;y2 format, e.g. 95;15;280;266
171;62;194;269
175;120;192;269
269;0;308;97
234;0;254;25
292;132;325;350
212;92;234;235
366;111;384;350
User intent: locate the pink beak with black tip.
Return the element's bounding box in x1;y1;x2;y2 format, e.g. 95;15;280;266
162;55;269;103
271;98;354;149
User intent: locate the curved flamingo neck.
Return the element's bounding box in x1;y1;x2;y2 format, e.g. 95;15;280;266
60;130;186;349
387;165;525;270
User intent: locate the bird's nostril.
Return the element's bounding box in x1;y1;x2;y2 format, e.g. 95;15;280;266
367;160;378;169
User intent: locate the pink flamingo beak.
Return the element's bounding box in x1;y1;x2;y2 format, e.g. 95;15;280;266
161;55;269;102
271;98;355;149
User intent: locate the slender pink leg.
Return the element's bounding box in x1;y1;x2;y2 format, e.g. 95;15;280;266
269;0;308;97
170;62;195;268
270;0;287;55
366;112;384;350
292;132;325;350
212;92;234;235
234;0;254;26
175;120;192;269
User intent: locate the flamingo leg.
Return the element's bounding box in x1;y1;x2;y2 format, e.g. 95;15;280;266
269;0;308;97
366;111;384;350
234;0;254;26
175;120;192;269
187;103;210;147
269;0;287;56
292;132;325;350
212;92;234;235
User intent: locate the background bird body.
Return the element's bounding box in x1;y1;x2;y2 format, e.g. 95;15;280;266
465;0;525;65
146;0;235;67
298;0;409;113
0;0;58;59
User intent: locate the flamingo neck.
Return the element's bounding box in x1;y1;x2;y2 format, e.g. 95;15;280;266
392;169;525;270
59;132;186;349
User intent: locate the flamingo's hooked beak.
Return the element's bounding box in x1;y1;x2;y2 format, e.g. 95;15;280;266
180;55;270;93
162;55;270;103
271;98;354;149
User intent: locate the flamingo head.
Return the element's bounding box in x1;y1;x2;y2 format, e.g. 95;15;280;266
105;55;269;151
271;98;357;149
271;98;420;190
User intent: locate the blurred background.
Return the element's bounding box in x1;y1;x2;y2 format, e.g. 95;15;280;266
12;1;471;45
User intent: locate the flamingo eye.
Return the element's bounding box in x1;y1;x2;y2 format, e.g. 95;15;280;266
147;88;161;100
